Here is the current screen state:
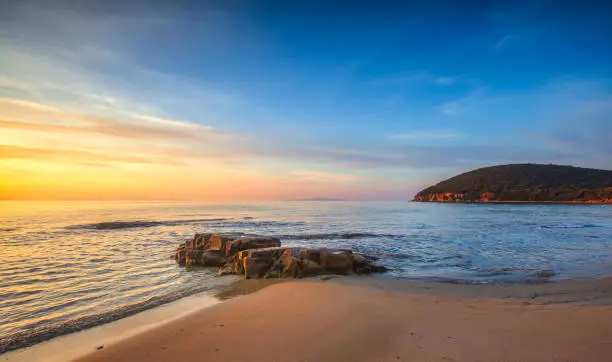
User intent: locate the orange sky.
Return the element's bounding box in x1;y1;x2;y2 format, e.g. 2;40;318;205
0;98;412;200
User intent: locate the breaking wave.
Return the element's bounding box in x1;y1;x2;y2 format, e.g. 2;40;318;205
0;284;215;354
277;232;397;240
65;218;307;231
541;223;602;229
65;218;231;230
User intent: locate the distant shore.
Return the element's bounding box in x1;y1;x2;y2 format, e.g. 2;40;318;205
9;276;609;362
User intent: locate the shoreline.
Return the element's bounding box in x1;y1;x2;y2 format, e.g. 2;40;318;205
73;277;612;362
4;276;612;361
412;200;612;204
1;291;220;362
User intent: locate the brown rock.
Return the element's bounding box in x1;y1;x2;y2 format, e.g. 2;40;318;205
243;256;275;279
247;247;298;259
185;250;203;266
189;233;212;250
300;249;322;263
319;249;353;274
176;249;187;265
225;236;281;257
280;253;302;278
201;250;226;267
208;233;243;252
352;253;369;273
536;270;556;278
300;259;325;277
176;232;388;279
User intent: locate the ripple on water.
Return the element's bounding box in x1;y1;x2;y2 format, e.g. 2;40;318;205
0;201;611;353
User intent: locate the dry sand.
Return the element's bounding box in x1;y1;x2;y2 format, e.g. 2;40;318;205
73;278;612;362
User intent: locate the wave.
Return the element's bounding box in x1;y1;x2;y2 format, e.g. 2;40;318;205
209;220;306;228
0;284;215;354
65;218;231;230
541;223;602;229
277;232;397;240
64;218;307;230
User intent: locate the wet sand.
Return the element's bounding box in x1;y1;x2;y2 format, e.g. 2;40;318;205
2;292;220;362
72;277;612;362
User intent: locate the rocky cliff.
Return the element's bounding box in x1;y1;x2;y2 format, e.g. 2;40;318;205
413;164;612;203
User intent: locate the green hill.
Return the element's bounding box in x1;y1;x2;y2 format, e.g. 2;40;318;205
413;164;612;203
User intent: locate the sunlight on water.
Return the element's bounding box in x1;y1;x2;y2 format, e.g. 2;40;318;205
1;201;611;352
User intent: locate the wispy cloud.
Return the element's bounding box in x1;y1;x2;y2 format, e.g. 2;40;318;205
0;99;221;141
0;96;239;170
132;114;215;130
0;3;240;133
440;101;462;115
439;87;487;115
433;76;457;86
371;72;458;86
0;97;60;112
0;145;183;166
264;143;576;170
290;170;356;183
495;35;513;49
389;130;463;141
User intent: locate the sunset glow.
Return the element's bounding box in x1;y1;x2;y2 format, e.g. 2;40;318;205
1;2;611;200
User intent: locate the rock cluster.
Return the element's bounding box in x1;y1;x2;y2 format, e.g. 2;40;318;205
174;233;387;279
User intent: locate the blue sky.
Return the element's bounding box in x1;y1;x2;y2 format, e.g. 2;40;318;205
1;1;611;200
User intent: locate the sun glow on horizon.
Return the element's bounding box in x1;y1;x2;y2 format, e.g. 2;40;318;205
2;2;611;201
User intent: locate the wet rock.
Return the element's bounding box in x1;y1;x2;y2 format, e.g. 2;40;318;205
189;233;212;250
536;270;556;278
279;251;302;278
300;259;325;277
185;249;202;266
243;257;275;279
176;232;388;279
200;250;225;267
300;248;322;263
318;249;353;274
225;236;281;257
176;249;187;265
208;233;244;252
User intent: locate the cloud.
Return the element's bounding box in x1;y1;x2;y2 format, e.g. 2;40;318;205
0;145;183;166
0;97;60;112
132;114;214;130
290;170;356;183
495;35;513;49
389;130;463;141
371;72;457;86
1;1;610;179
277;144;575;169
433;76;457;86
0;3;241;132
439;87;487;115
440;101;462;115
0;98;226;142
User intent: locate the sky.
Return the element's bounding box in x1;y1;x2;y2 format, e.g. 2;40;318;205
1;0;611;201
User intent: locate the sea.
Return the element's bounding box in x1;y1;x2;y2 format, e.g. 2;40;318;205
1;201;611;353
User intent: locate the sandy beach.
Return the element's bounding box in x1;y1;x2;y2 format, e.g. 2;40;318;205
68;277;612;362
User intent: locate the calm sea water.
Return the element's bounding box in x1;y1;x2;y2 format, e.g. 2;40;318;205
1;201;611;352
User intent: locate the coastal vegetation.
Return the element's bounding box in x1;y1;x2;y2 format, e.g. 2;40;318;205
414;164;612;203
